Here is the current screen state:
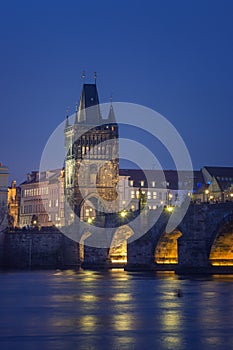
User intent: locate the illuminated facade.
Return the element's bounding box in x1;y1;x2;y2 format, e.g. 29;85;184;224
19;169;65;227
0;163;9;231
64;80;119;223
118;169;195;211
8;180;20;228
193;166;233;203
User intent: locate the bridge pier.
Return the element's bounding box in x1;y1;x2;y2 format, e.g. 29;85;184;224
125;232;155;270
82;245;109;269
176;237;210;274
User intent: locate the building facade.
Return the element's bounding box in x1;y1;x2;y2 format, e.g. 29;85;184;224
8;180;20;228
0;163;9;232
193;167;233;203
19;169;65;227
64;81;119;223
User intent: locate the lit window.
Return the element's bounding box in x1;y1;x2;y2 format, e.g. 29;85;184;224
140;180;144;187
153;192;157;199
56;199;58;207
152;181;155;187
130;180;134;186
153;205;157;210
147;191;151;199
131;190;135;199
131;205;135;210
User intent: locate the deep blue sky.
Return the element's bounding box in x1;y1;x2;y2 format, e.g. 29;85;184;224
0;0;233;183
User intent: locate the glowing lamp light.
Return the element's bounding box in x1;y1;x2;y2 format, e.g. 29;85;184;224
120;210;127;218
166;206;174;213
87;217;93;224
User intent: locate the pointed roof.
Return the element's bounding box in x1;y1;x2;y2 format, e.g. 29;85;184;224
78;83;101;124
108;103;116;124
65;115;69;129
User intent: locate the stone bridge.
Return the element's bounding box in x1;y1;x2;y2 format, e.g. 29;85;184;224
79;202;233;273
1;202;233;273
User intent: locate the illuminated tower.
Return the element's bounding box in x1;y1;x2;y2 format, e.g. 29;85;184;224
64;75;119;224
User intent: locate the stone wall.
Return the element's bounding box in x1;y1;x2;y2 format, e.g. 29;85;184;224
1;231;80;269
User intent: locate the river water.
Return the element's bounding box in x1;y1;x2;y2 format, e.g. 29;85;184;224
0;270;233;350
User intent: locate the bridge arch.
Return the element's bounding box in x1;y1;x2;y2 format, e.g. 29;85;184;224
208;212;233;266
154;225;183;265
108;225;134;265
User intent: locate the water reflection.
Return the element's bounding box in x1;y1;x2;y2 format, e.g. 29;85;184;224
0;271;233;350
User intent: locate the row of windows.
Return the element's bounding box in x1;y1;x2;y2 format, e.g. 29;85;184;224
129;204;157;211
129;180;170;188
21;204;46;214
130;190;165;200
217;176;233;182
24;187;48;197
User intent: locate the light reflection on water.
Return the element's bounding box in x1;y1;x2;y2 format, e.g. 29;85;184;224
0;270;233;350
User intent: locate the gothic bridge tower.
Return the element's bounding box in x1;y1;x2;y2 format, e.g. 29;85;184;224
64;76;119;224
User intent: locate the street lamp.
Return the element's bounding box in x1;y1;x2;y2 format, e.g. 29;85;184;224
168;192;173;206
120;210;127;218
87;217;93;224
205;189;209;202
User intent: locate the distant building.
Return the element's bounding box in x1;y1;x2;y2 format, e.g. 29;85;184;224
19;169;65;227
17;166;233;227
118;169;197;211
8;180;20;228
0;163;9;231
200;166;233;202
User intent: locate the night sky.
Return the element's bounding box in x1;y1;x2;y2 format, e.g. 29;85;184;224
0;0;233;183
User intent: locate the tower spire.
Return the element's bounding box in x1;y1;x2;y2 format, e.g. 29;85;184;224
65;115;69;128
108;95;116;123
65;107;70;128
82;70;86;83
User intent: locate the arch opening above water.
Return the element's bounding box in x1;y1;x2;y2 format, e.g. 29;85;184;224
155;229;182;265
209;221;233;266
109;225;134;265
